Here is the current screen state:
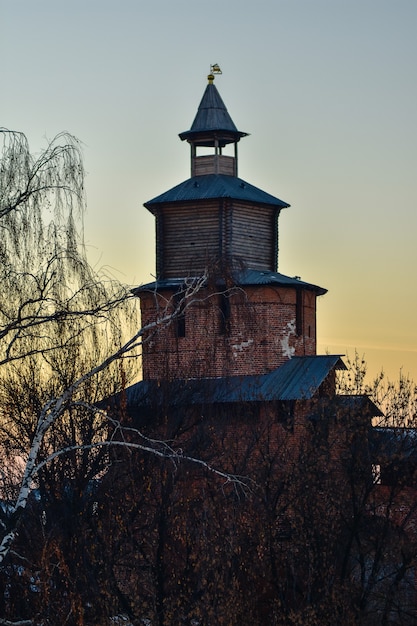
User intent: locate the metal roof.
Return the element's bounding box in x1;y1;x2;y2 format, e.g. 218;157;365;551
123;356;347;409
134;269;327;296
179;82;247;146
235;268;327;295
327;394;383;417
251;355;346;401
144;174;289;210
369;427;417;461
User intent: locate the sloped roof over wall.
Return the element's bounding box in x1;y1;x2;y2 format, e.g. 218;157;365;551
369;427;417;461
234;269;327;295
252;355;346;401
133;268;327;297
121;356;347;410
144;174;289;210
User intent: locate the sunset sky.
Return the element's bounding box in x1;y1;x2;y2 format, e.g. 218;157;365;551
2;0;417;382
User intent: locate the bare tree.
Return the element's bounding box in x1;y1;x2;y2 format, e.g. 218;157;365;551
0;128;134;367
0;130;246;624
0;128;138;622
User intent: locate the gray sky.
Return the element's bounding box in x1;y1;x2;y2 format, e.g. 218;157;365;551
2;0;417;381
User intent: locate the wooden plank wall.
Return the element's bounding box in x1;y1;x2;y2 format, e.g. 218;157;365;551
193;155;235;176
158;201;277;278
230;202;275;270
162;203;220;277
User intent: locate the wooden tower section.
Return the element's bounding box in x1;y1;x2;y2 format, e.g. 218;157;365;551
135;72;327;381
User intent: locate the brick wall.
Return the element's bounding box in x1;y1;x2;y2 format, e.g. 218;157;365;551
139;284;317;381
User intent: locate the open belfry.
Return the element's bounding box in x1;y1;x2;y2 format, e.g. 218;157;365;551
133;68;344;392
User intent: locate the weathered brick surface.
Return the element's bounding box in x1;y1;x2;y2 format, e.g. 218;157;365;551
139;284;317;381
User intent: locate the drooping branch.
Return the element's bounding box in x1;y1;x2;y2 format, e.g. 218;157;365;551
0;274;223;566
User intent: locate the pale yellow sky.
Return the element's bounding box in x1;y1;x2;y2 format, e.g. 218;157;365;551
3;0;417;383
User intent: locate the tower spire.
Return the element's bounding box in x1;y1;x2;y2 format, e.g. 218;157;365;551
179;67;248;177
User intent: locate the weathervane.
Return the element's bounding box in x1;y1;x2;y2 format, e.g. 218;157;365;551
208;63;222;83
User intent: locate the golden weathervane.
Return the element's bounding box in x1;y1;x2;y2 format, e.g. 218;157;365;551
208;63;222;83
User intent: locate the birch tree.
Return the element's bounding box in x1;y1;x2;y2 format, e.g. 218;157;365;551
0;128;136;621
0;129;244;624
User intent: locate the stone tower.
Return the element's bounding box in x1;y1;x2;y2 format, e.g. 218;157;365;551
135;72;326;381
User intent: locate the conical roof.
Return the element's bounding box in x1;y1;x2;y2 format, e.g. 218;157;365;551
179;80;248;147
